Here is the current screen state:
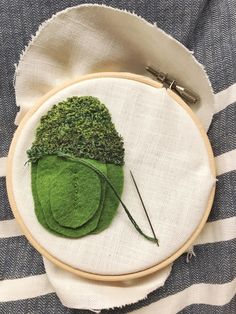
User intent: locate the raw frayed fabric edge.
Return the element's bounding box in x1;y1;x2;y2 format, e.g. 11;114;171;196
186;246;196;263
90;295;149;313
43;259;173;311
13;3;214;126
11;4;208;309
59;268;172;312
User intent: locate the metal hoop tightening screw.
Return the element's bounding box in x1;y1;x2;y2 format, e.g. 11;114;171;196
146;66;199;105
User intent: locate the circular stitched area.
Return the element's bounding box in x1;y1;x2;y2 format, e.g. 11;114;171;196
9;75;215;277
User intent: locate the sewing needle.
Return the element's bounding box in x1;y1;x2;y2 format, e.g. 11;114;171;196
130;170;159;247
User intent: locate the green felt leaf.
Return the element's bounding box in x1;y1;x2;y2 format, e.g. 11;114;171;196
31;156;123;238
32;155;156;243
31;162;60;236
92;164;124;233
50;163;101;228
33;155;107;238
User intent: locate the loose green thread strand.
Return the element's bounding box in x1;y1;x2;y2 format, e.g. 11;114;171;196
56;152;158;244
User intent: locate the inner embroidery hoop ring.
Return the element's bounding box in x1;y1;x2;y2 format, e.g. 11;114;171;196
7;72;216;282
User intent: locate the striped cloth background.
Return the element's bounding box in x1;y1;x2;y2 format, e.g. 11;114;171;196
0;0;235;313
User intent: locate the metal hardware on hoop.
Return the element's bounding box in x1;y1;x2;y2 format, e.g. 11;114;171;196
146;66;199;105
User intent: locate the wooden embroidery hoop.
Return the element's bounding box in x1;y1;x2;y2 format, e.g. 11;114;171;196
7;72;216;282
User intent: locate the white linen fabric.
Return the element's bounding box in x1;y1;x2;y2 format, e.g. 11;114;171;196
14;4;214;130
12;77;215;276
12;4;216;311
43;258;172;310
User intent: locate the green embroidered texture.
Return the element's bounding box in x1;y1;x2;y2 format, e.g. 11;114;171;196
29;96;158;244
29;96;124;239
27;96;124;165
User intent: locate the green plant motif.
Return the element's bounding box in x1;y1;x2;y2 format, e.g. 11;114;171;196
28;96;158;243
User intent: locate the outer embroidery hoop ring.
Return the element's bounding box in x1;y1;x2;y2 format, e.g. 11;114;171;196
7;72;216;282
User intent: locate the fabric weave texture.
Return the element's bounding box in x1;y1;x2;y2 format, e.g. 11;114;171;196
0;0;236;313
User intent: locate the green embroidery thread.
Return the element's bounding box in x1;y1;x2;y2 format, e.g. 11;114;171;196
27;96;124;165
28;96;158;244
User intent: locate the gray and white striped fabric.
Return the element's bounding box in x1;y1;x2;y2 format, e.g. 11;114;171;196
0;1;235;313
